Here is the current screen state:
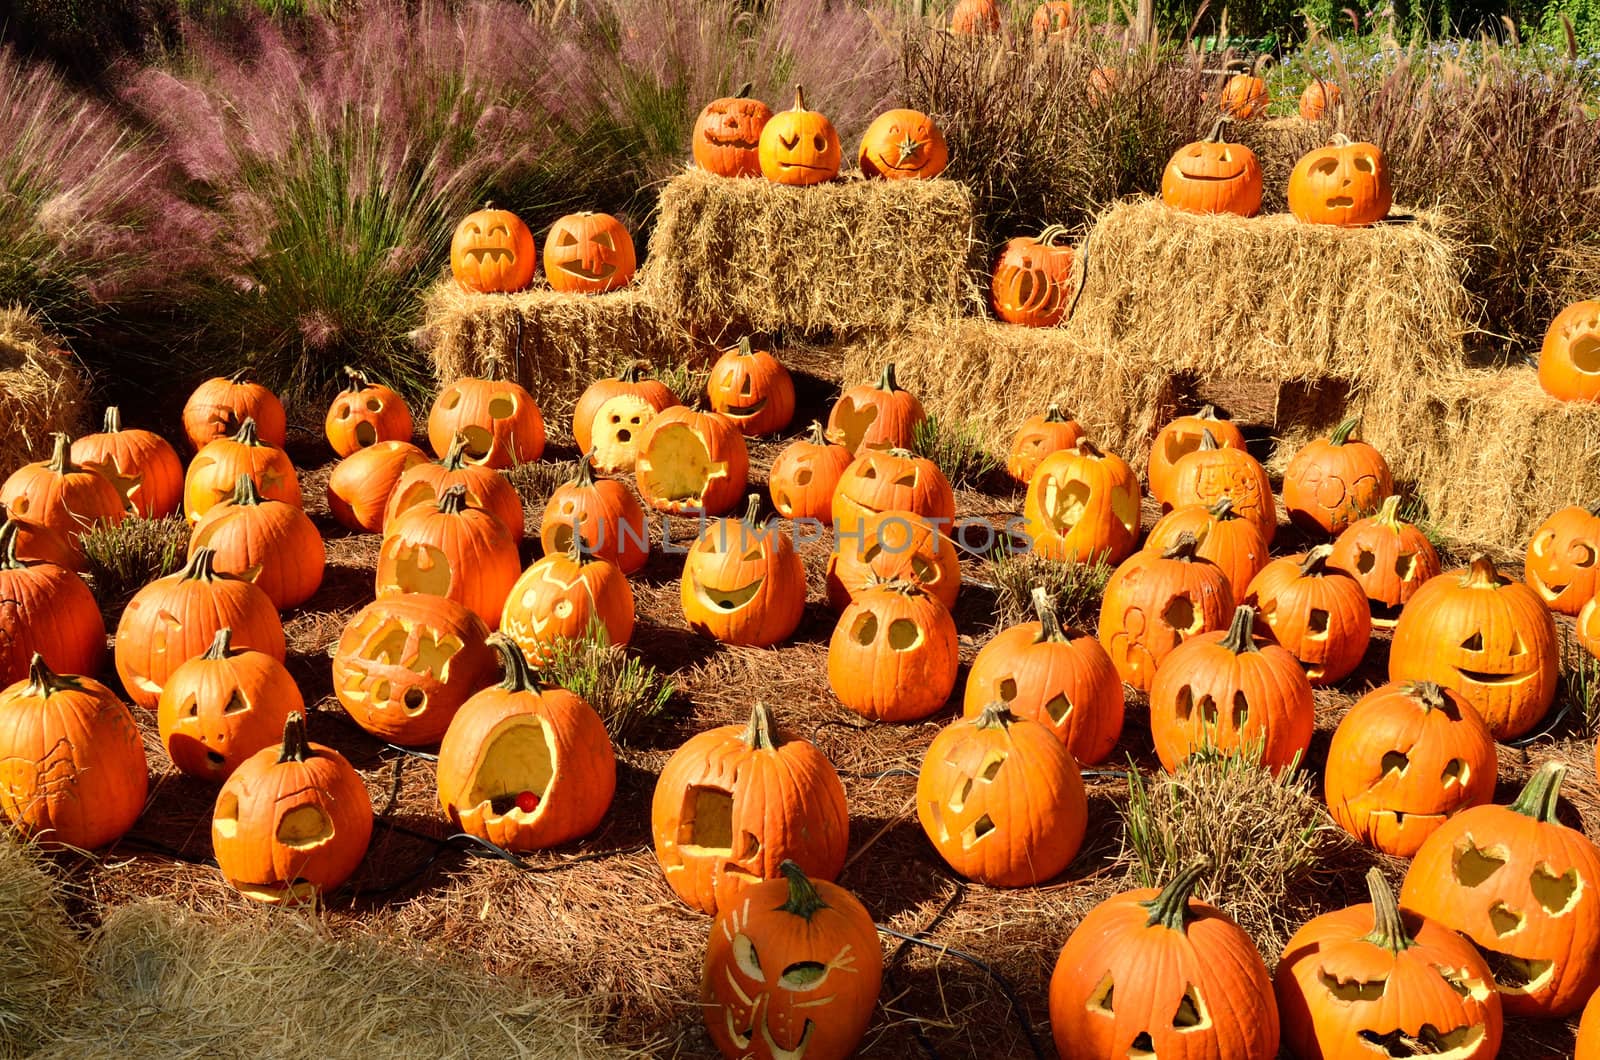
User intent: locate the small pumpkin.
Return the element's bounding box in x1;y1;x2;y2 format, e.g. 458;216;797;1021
573;363;681;474
1161;119;1263;217
857;107;949;181
500;528;635;663
450;204;537;294
1298;79;1340;120
634;405;750;517
183;418;300;525
1525;499;1600;614
157;627;303;782
0;432;125;542
828;579;959;722
1147;406;1248;508
692;83;773;178
190;474;326;610
384;433;524;542
682;495;806;647
1282;417;1393;535
182;368;287;452
950;0;1001;33
1537;300;1600;402
1145;496;1268;600
71;407;184;519
826;508;961;613
758;85;841;186
543;211;637;294
1288;134;1393;227
1218;72;1270;119
1021;437;1141;565
706;337;795;436
0;520;105;686
826;362;927;455
1327;495;1440;625
991;225;1077;328
539;457;650;576
426;377;545;470
832;446;955;541
376;484;521;627
326;440;429;533
768;421;852;522
1167;428;1277;543
1244;546;1372;685
1006;403;1085;484
324;366;413;456
1031;1;1075;38
1096;533;1235;691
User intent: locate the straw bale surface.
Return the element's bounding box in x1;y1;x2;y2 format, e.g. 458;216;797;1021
0;308;87;481
0;840;81;1057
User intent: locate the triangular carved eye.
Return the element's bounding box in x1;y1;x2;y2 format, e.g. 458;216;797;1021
1508;633;1527;657
1086;972;1115;1016
1460;632;1484;651
1172;984;1210;1030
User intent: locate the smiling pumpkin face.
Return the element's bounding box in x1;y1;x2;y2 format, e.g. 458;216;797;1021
543;212;636;294
693;85;774;178
707;338;796;437
1161;122;1263;217
1524;500;1600;614
857;108;948;181
1537;300;1600;402
681;496;807;647
1022;438;1141;566
1288;135;1393;227
758;86;841;186
450;206;537;293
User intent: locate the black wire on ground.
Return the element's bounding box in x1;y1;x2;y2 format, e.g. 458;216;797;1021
811;717;922;780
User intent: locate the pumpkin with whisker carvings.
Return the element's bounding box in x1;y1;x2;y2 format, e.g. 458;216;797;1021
450;204;536;294
426;377;545;470
157;627;303;782
828;579;959;722
682;495;806;647
376;484;520;627
831;446;954;541
539;457;649;575
1244;545;1371;686
1006;403;1085;484
384;433;524;542
768;421;852;523
1288;135;1393;227
991;225;1077;328
183;418;300;525
707;337;795;437
326;440;428;533
1145;496;1267;600
190;474;325;610
692;83;773;178
1538;300;1600;401
71;407;183;519
182;368;287;452
0;432;125;543
543;211;636;294
324;366;412;457
826;508;960;612
826;363;927;454
1022;437;1141;565
1327;495;1439;625
1161;119;1263;217
1097;533;1234;691
634;405;749;517
758;86;841;186
1148;406;1247;508
1168;428;1276;543
1282;417;1393;536
500;528;635;664
857;108;948;181
1524;499;1600;614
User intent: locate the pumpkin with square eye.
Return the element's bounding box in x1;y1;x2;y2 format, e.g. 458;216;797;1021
634;405;749;517
1327;495;1439;625
653;702;848;915
964;587;1123;764
758;86;841;186
1097;533;1235;691
384;433;524;542
832;446;954;542
327;440;428;533
1146;497;1267;600
157;627;302;782
1275;867;1502;1060
212;712;373;905
702;860;882;1060
1244;546;1371;685
682;496;806;647
1148;406;1247;508
449;204;536;293
1401;762;1600;1018
828;580;959;722
1388;554;1558;740
182;368;287;452
71;407;184;519
0;520;106;687
540;458;649;576
1049;862;1281;1059
1;432;125;544
183;418;300;525
1023;438;1141;565
1006;403;1084;484
1523;500;1600;614
707;337;795;436
427;377;545;470
1538;300;1600;401
1283;417;1393;536
190;474;325;611
500;533;635;664
768;421;852;522
1168;428;1276;542
693;83;774;178
991;225;1077;328
1161;119;1263;217
1218;72;1270;119
826;363;927;455
826;508;960;612
1031;1;1076;38
376;485;521;627
1299;79;1341;120
1323;681;1496;857
857;107;948;181
573;363;681;473
324;366;413;457
950;0;1001;33
1288;135;1393;227
543;211;636;294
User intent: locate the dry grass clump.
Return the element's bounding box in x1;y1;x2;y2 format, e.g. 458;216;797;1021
80;514;188;608
985;547;1112;631
506;457;583;511
912;413;1002;490
0;308;87;481
0;838;82;1057
642;168;983;338
539;625;676;745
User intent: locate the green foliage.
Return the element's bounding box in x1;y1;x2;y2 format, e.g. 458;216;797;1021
912;413;1002;490
538;622;675;745
80;515;188;609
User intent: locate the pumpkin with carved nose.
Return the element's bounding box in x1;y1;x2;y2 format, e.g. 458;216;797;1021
1022;437;1141;565
426;377;545;470
692;83;773;178
1161;119;1263;216
572;363;681;475
158;627;303;782
826;508;960;613
1288;135;1393;227
500;529;635;664
831;446;954;542
706;337;795;437
543;211;636;294
1538;300;1600;401
857;108;948;181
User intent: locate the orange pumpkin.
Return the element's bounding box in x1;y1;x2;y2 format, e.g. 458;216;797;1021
1327;494;1440;625
832;446;955;541
826;363;928;454
692;83;773;178
1031;1;1075;37
768;421;853;522
1288;135;1393;227
633;405;750;517
1161;119;1263;217
157;627;303;782
0;432;125;542
1282;417;1393;535
1147;406;1247;507
706;337;795;436
0;520;105;686
757;86;841;186
1538;300;1600;402
500;533;635;663
1298;79;1340;120
1096;533;1235;692
572;362;681;473
857;108;948;181
324;366;413;456
326;440;429;533
1524;499;1600;614
183;418;300;524
450;204;537;294
539;458;649;576
1145;496;1268;600
828;580;959;722
1167;429;1277;543
950;0;1001;33
1218;72;1269;119
0;505;78;572
1006;403;1085;484
376;484;521;627
384;433;524;542
544;211;636;294
426;377;545;469
1580;987;1600;1060
826;508;961;613
1021;438;1141;565
1243;546;1372;686
190;474;325;610
991;225;1077;327
182;368;287;452
71;407;184;519
681;495;807;647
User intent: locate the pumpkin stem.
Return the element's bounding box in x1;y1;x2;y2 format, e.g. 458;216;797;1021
1373;494;1403;529
1203;116;1234;142
1074;437;1105;460
742;701;781;751
436;483;470;515
805;420;829;446
103;407;123;433
1160;531;1202;561
443;433;472;471
1198;428;1220;451
1297;544;1334;576
734;81;754;99
1361;867;1416;954
792;84;807;111
736;336;754;358
45;432;75;475
1219;605;1261;654
202;627;235;660
1206;495;1236;521
972;702;1017;730
23;653;82;696
487;633;541;692
342;366;369;392
1328;132;1353;148
1508;761;1567;823
1141;860;1210;931
1459;553;1503;590
1585;498;1600;518
570;453;600;488
230;473;265;507
0;520;23;572
231;418;261;447
1198;404;1221;420
1031;585;1069;643
180;547;222;583
1402;680;1451;713
277;711;313;764
617;361;653;383
1328;417;1361;446
1044;403;1073;423
226;367;257;384
1037;224;1072;247
777;859;829;920
564;513;587;561
876;363;904;393
741;493;765;529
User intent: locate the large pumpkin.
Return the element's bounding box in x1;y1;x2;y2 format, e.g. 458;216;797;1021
634;405;750;517
539;458;650;576
1167;429;1276;542
1021;438;1141;565
183;418;300;524
857;107;948;181
826;508;960;613
1538;300;1600;402
0;432;125;542
71;407;184;519
682;495;806;647
758;86;841;186
190;473;325;610
991;225;1077;328
1097;533;1235;691
1006;403;1085;485
1161;119;1263;217
426;377;545;470
500;534;635;663
831;446;954;541
326;440;429;533
384;433;524;543
0;520;105;687
1288;135;1393;227
1327;494;1440;625
1148;406;1247;507
768;421;853;523
706;337;795;437
1524;499;1600;614
692;83;773;178
1243;545;1372;686
375;484;521;627
181;368;287;452
157;627;303;782
543;211;636;294
573;362;681;475
1282;417;1393;536
449;204;537;293
828;580;959;722
324;366;413;457
0;504;77;571
826;363;927;455
1145;496;1268;600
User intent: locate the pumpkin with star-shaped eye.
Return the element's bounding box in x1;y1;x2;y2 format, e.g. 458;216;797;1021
1401;762;1600;1018
426;377;545;470
499;531;635;664
539;458;649;575
857;108;948;181
1097;533;1234;691
1145;496;1268;600
634;405;749;517
692;83;773;178
832;447;954;542
1276;867;1502;1060
1031;1;1075;38
1244;546;1371;686
1218;71;1270;119
826;508;960;612
1324;681;1496;857
828;579;959;722
826;363;927;454
543;211;636;294
1006;403;1084;484
1328;495;1439;625
1049;862;1280;1059
1161;119;1263;216
758;85;841;186
768;421;852;523
1538;300;1600;401
332;592;497;746
1282;417;1393;536
326;440;428;533
0;432;125;543
157;627;303;782
917;704;1086;887
702;860;883;1059
682;495;806;647
654;702;848;915
182;368;287;452
0;521;105;687
190;474;325;610
1299;79;1341;120
707;337;795;437
324;366;412;457
212;712;373;905
436;634;615;853
1288;135;1393;227
573;362;682;473
1389;554;1558;741
963;587;1123;764
1023;438;1141;566
449;204;537;294
991;225;1077;328
0;654;147;851
70;407;183;519
183;419;300;525
384;433;524;542
950;0;1001;33
376;484;521;627
1148;405;1247;507
1168;428;1277;542
1525;500;1600;614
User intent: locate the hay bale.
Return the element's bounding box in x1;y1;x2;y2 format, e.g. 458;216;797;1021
0;308;87;482
642;169;983;338
0;839;83;1057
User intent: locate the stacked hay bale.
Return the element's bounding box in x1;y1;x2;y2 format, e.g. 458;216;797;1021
0;307;87;481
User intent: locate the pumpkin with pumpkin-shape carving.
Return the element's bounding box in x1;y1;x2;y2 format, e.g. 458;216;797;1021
991;226;1077;328
1022;438;1141;565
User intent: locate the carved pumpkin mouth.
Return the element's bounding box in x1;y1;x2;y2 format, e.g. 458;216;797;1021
1568;334;1600;372
236;878;319;904
637;425;725;504
692;576;764;612
1366;809;1447;831
778;162;831;171
721;397;770;419
1176;171;1246;182
1324;196;1356;208
558;262;617;282
464;716;555;821
464;247;515;266
711;136;761;150
1454;668;1537;686
1473;944;1556;995
1356;1024;1487;1055
759;1014;815;1059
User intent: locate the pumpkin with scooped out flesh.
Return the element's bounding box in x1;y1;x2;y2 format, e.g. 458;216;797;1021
540;457;649;575
375;484;521;628
543;211;636;294
706;337;795;437
1148;405;1247;507
1145;496;1268;601
1288;135;1393;227
426;376;545;470
682;495;806;647
1;432;125;542
826;508;960;613
71;407;183;519
991;225;1077;328
1022;437;1141;565
828;579;958;722
183;418;299;525
768;421;851;522
190;473;325;610
1538;300;1600;401
692;83;772;178
324;366;412;457
634;405;749;517
758;86;841;186
1244;545;1371;686
1006;403;1084;484
573;362;681;475
1097;532;1235;691
826;363;926;454
1327;495;1439;625
831;446;954;542
384;432;524;542
500;522;635;663
158;627;303;782
1524;499;1600;614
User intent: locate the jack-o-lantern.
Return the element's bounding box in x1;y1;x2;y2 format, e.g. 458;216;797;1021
832;447;954;541
1049;862;1281;1059
1578;595;1600;662
1168;428;1277;542
1288;135;1393;227
71;407;184;519
1218;72;1270;119
653;701;849;914
857;108;949;181
1298;79;1340;120
426;377;545;470
1006;403;1085;484
190;474;325;610
1327;495;1439;625
634;405;750;517
0;654;147;851
326;440;428;533
1538;300;1600;402
826;508;961;613
826;363;927;454
701;861;883;1059
0;432;125;543
0;520;105;686
500;530;635;663
212;712;373;904
682;495;807;647
384;433;524;542
1022;438;1141;565
1276;867;1503;1060
324;366;413;457
1244;546;1372;686
1324;681;1496;857
1388;554;1558;741
917;704;1086;886
540;458;649;575
1148;406;1247;507
1146;496;1267;600
1524;499;1600;614
707;337;795;436
1161;119;1263;217
449;204;537;294
183;418;300;525
991;225;1077;328
436;635;615;852
1097;533;1235;692
157;627;303;782
1401;762;1600;1018
950;0;1001;33
1282;417;1393;536
769;421;852;522
828;580;959;722
332;592;497;746
181;368;287;452
543;211;636;294
376;484;521;627
573;362;682;473
758;86;841;186
963;586;1123;764
1031;1;1075;38
692;83;773;178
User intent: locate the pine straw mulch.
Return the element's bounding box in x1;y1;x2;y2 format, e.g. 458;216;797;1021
0;306;87;482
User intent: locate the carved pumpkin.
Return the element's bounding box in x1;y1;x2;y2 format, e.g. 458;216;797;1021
1006;403;1085;484
707;337;795;436
0;520;105;686
828;580;959;722
384;433;524;542
190;474;325;610
1218;72;1270;119
157;627;303;782
653;702;849;914
573;362;681;474
182;368;287;452
634;405;749;517
1022;438;1141;565
832;447;954;541
1168;428;1277;543
326;440;428;533
826;508;960;612
826;363;927;454
1282;417;1393;536
991;225;1077;327
436;635;615;852
683;495;806;647
426;377;545;470
1244;546;1372;686
0;654;147;850
183;418;300;525
857;108;948;181
71;407;184;519
769;421;852;523
500;532;635;663
1401;762;1600;1018
449;204;537;294
1388;555;1558;741
540;458;649;576
701;861;883;1059
1288;135;1393;227
692;83;773;178
950;0;1001;33
212;712;373;904
376;484;521;627
1031;1;1075;38
544;211;636;294
1578;594;1600;663
1161;119;1263;217
0;432;125;542
1327;495;1439;625
1097;533;1235;691
1148;406;1247;508
1525;500;1600;613
1324;681;1497;857
324;366;413;457
1146;496;1267;600
758;86;841;186
1538;300;1600;401
1298;79;1340;121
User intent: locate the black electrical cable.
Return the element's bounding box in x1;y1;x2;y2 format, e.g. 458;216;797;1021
811;717;922;780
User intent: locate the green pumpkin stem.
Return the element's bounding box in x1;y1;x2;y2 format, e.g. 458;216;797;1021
277;712;313;764
0;520;22;571
1044;403;1073;423
231;418;261;447
1362;868;1417;954
230;474;265;507
1037;223;1072;247
1220;605;1260;654
1206;496;1236;520
1141;860;1210;931
436;484;469;515
1509;761;1567;823
571;453;600;488
103;407;123;433
742;701;781;750
876;363;904;393
342;366;369;392
1459;554;1502;589
203;627;235;660
1373;494;1403;528
736;336;754;358
180;547;222;583
1031;585;1068;643
1297;544;1334;576
443;433;472;471
23;653;82;696
777;859;828;920
45;432;75;475
805;420;829;446
1329;417;1361;446
741;493;765;529
791;84;807;111
487;633;541;693
972;703;1016;730
1161;532;1203;561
